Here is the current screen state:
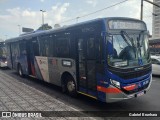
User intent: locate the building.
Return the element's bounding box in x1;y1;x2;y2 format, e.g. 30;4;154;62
149;38;160;54
0;39;4;42
152;0;160;38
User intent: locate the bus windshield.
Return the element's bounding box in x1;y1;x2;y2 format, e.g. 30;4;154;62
108;31;150;68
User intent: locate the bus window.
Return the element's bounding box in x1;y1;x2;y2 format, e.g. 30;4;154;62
56;38;70;58
11;42;19;68
19;42;26;55
39;36;49;56
87;38;95;59
78;39;85;62
48;37;54;57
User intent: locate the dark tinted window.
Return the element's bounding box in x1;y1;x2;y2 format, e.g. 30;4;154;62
32;39;39;56
48;37;54;57
39;36;49;56
11;42;19;56
87;38;95;59
19;41;26;55
56;38;70;57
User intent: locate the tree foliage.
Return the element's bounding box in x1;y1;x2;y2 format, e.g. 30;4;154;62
37;23;52;30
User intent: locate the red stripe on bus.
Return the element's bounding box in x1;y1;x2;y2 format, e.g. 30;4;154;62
31;63;35;76
97;86;121;93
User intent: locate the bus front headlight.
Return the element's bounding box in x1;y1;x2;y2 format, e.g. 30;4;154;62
110;79;120;88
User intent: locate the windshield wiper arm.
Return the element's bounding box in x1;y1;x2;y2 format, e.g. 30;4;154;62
120;31;136;58
121;31;132;40
120;30;135;47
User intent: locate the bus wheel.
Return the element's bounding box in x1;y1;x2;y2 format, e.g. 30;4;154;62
66;77;77;97
18;64;24;77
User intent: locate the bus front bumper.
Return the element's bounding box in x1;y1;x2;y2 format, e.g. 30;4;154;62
105;84;150;103
103;74;152;103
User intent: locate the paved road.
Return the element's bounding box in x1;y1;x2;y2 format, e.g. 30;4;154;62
0;69;95;120
0;68;160;120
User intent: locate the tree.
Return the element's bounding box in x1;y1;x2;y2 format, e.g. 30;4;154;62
37;23;52;30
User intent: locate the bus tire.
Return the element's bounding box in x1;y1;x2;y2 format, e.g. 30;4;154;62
18;64;24;77
66;76;77;97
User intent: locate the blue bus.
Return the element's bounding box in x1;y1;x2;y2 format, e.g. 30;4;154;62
5;17;152;102
0;42;7;68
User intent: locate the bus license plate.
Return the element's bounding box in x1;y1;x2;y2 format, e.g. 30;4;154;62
137;91;144;97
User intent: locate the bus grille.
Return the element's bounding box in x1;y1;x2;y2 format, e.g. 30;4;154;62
118;68;151;79
108;64;151;80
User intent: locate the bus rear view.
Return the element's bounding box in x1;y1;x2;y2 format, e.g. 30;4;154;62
101;18;151;102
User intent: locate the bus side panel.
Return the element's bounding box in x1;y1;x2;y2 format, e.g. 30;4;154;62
49;58;76;86
34;56;76;86
35;56;49;82
48;57;61;86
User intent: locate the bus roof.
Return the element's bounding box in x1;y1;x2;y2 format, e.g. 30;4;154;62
5;17;145;43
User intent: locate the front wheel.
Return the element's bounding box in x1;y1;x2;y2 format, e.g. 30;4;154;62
66;77;77;97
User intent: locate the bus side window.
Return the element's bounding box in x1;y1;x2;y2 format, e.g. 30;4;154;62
56;38;70;58
19;42;26;55
48;36;54;57
44;39;49;56
33;40;40;56
78;39;84;62
12;43;19;58
39;36;49;56
87;38;95;59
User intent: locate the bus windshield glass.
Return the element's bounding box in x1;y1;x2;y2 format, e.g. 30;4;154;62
108;31;150;68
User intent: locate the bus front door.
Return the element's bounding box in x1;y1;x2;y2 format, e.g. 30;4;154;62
78;37;97;95
26;39;39;76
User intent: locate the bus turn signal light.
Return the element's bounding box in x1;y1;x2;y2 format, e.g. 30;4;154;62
123;84;136;91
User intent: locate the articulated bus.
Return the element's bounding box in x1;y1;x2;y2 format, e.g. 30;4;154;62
0;42;7;67
5;17;152;103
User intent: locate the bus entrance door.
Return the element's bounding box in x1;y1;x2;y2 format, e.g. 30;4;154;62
78;37;97;96
26;39;39;76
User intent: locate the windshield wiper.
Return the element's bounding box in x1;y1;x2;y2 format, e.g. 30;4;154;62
120;30;136;47
137;31;144;58
120;30;136;58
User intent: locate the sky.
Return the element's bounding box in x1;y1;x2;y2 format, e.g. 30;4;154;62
0;0;153;40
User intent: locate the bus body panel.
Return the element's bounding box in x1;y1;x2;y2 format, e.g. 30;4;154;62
34;56;76;86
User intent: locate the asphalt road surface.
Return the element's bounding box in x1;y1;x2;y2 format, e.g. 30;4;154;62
0;68;159;120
